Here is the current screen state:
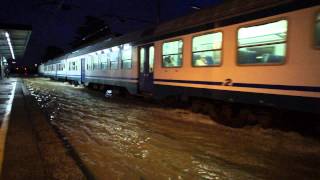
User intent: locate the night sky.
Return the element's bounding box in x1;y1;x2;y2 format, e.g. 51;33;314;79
0;0;221;66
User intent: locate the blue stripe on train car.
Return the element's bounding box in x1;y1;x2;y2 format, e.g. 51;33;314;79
154;79;320;93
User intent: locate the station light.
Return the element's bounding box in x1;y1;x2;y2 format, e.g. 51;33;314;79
5;32;15;60
191;5;201;10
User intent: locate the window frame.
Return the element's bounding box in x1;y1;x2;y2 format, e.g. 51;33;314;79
120;45;133;70
109;47;120;70
100;50;108;70
191;31;223;68
236;18;289;66
161;38;184;68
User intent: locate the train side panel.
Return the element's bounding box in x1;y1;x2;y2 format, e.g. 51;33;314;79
83;46;139;94
153;6;320;113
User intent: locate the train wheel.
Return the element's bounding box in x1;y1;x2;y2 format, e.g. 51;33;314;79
162;96;179;107
207;104;219;121
256;111;273;128
191;99;202;113
218;105;233;126
238;108;257;126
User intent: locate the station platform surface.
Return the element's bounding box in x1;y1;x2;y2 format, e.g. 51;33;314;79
0;78;85;179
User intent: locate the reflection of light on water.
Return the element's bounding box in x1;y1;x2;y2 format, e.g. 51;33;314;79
24;78;320;180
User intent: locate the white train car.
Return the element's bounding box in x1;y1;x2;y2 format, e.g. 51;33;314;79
81;43;139;94
150;3;320;114
40;0;320;119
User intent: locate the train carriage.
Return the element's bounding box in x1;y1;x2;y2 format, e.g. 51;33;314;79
40;0;320;115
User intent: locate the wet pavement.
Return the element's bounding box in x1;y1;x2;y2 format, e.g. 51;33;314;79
25;78;320;180
0;79;16;124
1;78;85;179
0;78;16;172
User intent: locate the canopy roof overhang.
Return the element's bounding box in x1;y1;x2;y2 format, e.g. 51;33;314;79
0;23;32;61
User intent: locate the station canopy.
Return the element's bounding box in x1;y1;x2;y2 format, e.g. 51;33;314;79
0;24;32;60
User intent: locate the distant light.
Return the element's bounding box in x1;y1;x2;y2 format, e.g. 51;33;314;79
35;64;38;67
16;67;19;70
12;61;16;64
5;32;15;59
191;5;201;10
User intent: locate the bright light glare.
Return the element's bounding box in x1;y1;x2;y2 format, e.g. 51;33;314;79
5;32;15;59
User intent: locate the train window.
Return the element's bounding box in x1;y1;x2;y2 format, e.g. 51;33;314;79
237;20;287;65
58;64;63;71
140;48;145;73
316;13;320;47
149;46;154;72
92;54;100;70
71;61;76;71
87;56;93;71
162;40;183;67
121;44;132;69
110;46;119;70
192;32;222;67
100;51;108;70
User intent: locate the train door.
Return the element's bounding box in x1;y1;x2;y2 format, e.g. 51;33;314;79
81;58;85;83
139;44;154;93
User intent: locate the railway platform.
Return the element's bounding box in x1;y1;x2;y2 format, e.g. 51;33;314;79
0;78;84;179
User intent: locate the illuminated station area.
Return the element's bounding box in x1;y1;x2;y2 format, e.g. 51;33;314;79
0;0;320;179
0;25;31;78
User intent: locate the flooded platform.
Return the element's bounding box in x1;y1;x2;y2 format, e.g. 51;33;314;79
20;78;320;180
0;78;84;179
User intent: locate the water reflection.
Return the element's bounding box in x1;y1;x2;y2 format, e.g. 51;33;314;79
25;78;320;180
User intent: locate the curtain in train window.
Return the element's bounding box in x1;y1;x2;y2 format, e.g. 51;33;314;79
238;20;288;64
110;46;119;70
192;32;222;66
121;44;132;69
316;13;320;47
162;40;183;67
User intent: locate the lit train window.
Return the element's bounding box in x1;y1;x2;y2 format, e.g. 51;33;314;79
87;56;93;71
192;32;222;67
121;44;132;69
149;46;154;72
140;48;145;73
316;13;320;47
238;20;288;65
100;51;108;70
92;54;100;70
71;61;76;71
162;40;183;67
110;46;119;70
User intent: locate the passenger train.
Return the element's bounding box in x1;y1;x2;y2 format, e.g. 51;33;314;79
39;0;320;124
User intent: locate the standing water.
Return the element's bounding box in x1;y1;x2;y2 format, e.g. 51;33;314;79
25;78;320;180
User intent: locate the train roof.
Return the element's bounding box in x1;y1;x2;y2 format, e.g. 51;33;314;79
47;0;319;63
